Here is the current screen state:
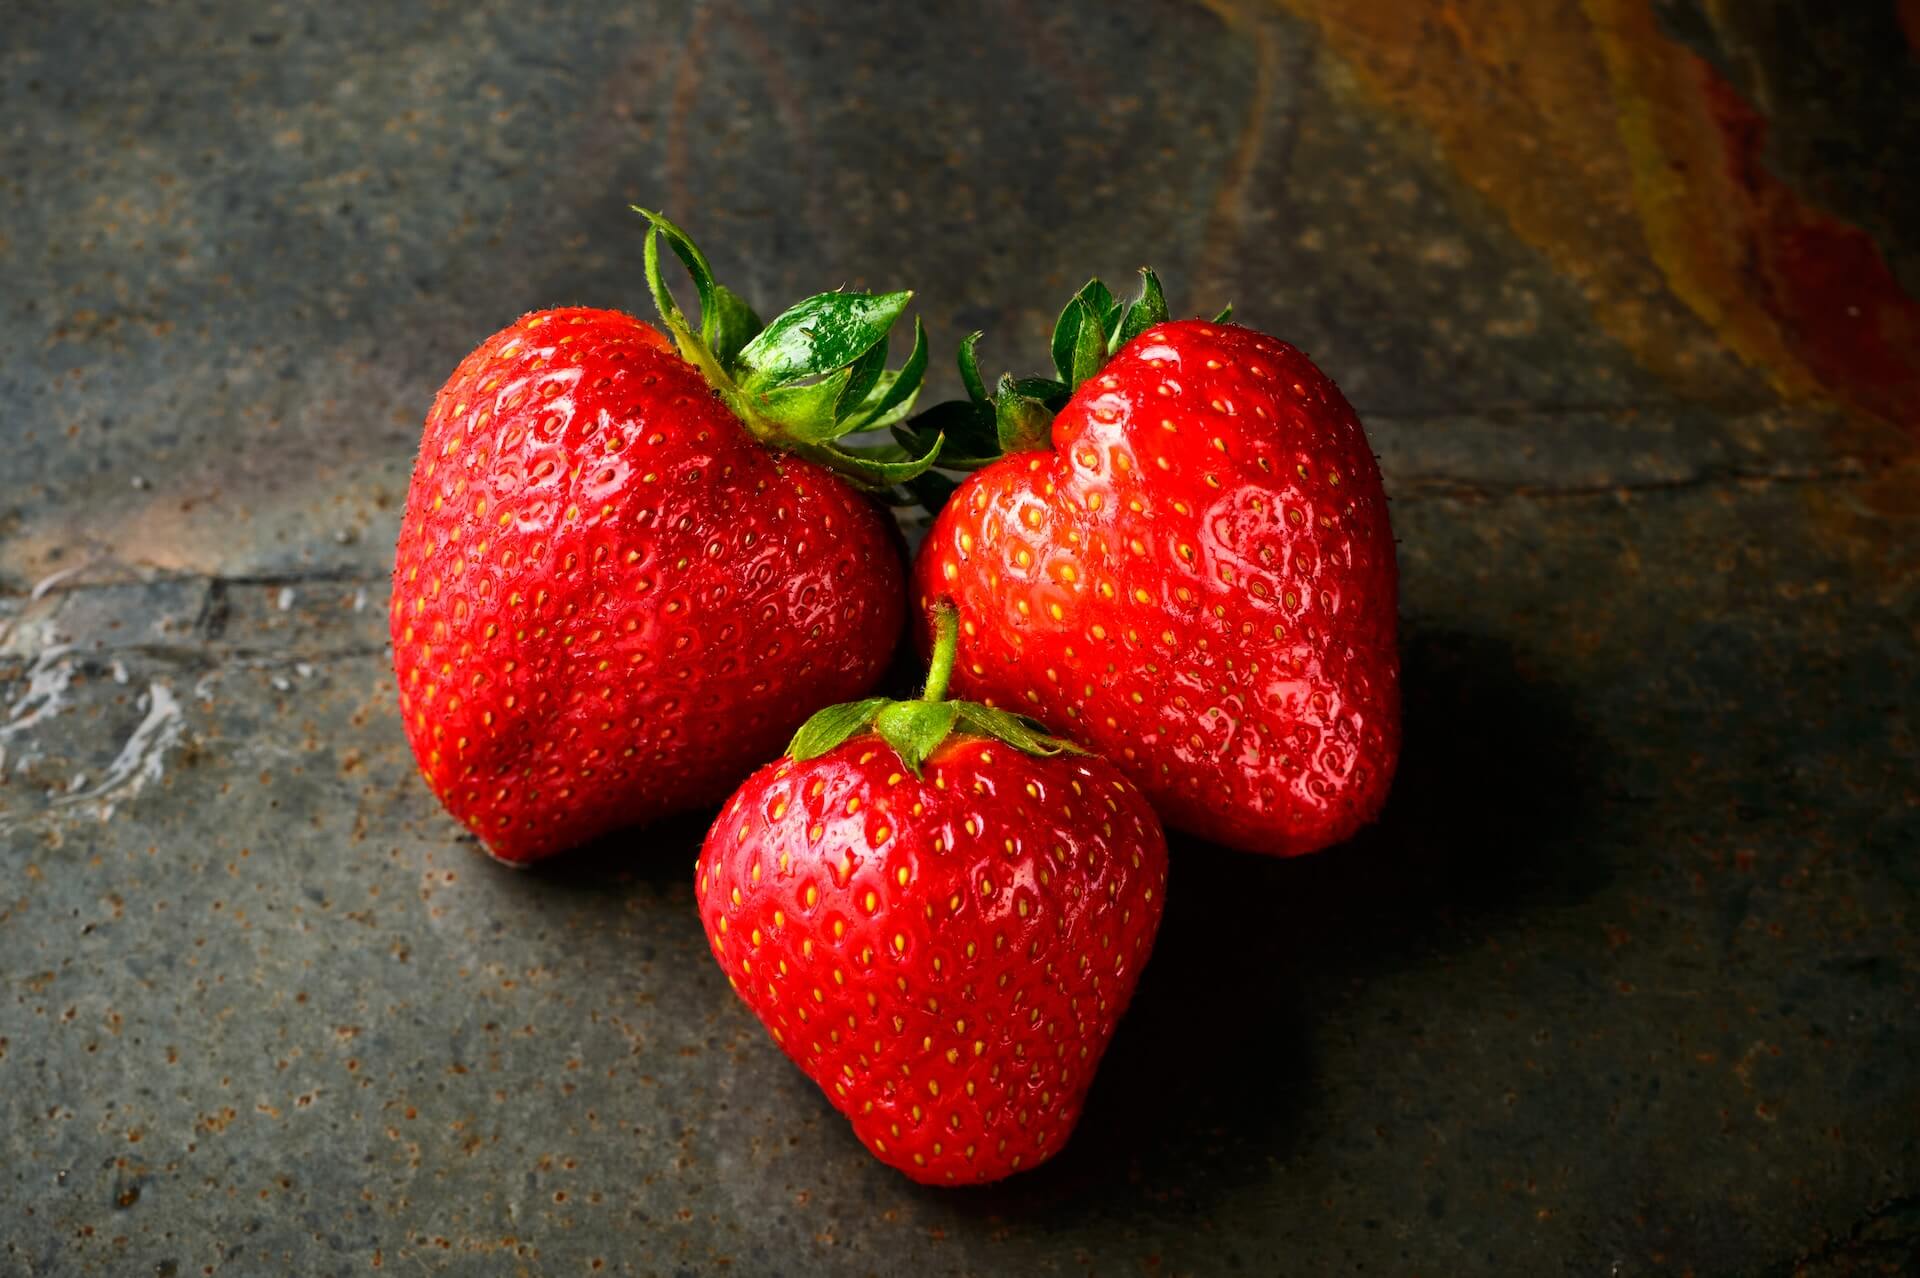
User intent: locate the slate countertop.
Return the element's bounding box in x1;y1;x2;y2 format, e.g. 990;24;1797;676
4;3;1916;1274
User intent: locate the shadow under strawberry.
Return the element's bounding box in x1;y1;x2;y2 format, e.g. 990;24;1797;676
496;605;929;899
515;809;717;894
1278;625;1610;957
925;625;1602;1215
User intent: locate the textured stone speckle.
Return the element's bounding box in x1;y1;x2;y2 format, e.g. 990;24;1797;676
3;1;1916;1274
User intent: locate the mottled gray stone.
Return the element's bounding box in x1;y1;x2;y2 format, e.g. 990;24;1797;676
3;1;1916;1275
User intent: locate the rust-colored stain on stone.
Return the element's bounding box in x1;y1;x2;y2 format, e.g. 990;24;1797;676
1900;0;1920;52
1690;72;1919;430
1263;0;1920;433
4;3;1916;1273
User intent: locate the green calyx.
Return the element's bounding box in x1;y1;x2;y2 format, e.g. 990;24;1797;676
635;208;940;492
785;603;1085;776
891;267;1230;509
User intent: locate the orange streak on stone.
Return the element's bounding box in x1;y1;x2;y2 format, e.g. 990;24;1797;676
1268;0;1743;398
1898;0;1920;56
1696;71;1920;430
1592;0;1920;432
1275;0;1920;432
1584;0;1820;401
1193;0;1285;292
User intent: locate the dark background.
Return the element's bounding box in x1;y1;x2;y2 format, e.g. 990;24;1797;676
3;2;1916;1274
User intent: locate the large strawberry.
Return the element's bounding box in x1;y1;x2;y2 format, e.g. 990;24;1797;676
392;212;943;863
695;605;1167;1184
903;274;1398;856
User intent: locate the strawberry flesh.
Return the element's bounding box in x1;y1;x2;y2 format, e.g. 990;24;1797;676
696;732;1167;1184
393;307;904;862
915;320;1399;856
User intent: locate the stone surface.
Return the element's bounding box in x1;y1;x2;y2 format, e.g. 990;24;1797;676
3;1;1916;1274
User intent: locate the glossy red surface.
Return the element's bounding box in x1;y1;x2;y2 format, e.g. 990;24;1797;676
392;307;905;862
695;732;1168;1185
915;321;1399;856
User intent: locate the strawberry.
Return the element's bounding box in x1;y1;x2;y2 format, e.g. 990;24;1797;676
695;604;1167;1184
392;213;944;863
903;273;1399;857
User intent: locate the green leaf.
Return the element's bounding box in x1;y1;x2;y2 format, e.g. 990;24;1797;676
635;208;718;329
888;419;936;459
1050;296;1090;385
855;377;919;431
788;693;1078;773
634;210;933;495
994;374;1054;454
846;318;928;429
905;469;958;513
957;331;989;405
1068;300;1105;389
1088;286;1122;344
897;398;995;468
640;220;694;350
873;701;960;776
902;399;984;434
1051;280;1121;385
636;209;763;400
637;208;766;369
1087;278;1121;326
1213;303;1234;324
805;431;944;489
953;703;1087;758
834;336;890;424
736;290;912;392
901;437;996;470
787;697;886;761
893;433;995;470
1109;267;1169;354
1011;376;1072;409
752;369;854;442
1070;278;1119;333
707;284;764;367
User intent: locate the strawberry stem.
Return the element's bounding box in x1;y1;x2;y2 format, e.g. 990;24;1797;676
633;208;942;493
785;599;1087;774
921;602;958;704
892;267;1230;517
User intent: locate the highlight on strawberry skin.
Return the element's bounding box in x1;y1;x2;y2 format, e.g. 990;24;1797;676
694;603;1169;1184
391;213;939;864
904;270;1401;858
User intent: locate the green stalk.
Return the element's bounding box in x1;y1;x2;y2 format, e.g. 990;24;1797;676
786;597;1086;775
633;208;942;492
921;603;958;704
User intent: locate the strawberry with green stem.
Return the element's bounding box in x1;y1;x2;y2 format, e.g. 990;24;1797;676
903;270;1399;857
696;603;1168;1184
392;212;942;864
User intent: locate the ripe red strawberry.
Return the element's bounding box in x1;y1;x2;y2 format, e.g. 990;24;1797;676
904;274;1399;856
695;606;1167;1184
393;212;943;863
